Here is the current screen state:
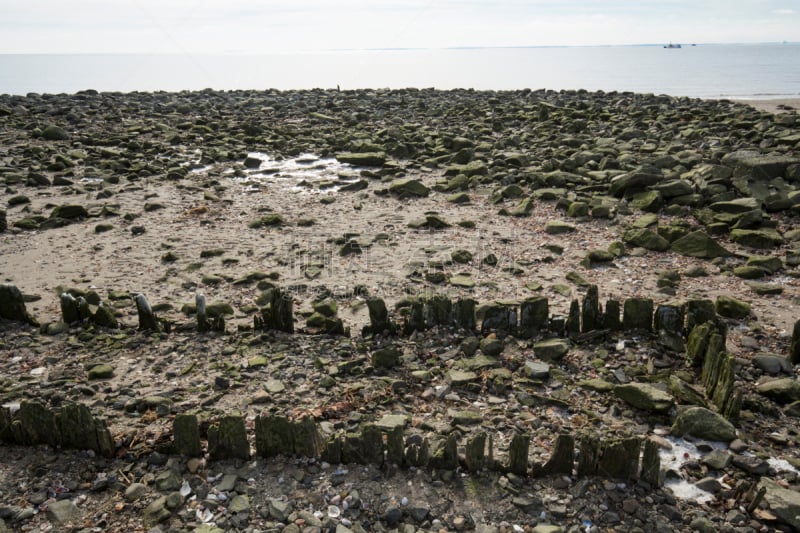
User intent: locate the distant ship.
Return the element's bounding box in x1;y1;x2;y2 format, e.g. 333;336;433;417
664;43;682;49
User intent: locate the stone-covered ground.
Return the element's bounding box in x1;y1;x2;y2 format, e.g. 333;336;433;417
0;89;800;532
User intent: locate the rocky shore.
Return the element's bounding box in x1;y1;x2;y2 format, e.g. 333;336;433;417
1;88;799;532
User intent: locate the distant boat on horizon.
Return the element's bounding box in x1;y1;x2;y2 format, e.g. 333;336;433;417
664;43;682;49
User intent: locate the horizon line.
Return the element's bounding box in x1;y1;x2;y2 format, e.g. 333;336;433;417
0;41;797;56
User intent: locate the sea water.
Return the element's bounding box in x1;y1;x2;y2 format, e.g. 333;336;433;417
1;43;798;99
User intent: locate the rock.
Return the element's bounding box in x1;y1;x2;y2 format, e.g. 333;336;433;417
609;170;662;197
510;197;534;216
714;295;751;319
41;125;70;141
451;249;473;264
448;369;478;386
228;494;250;513
759;477;800;531
670;231;731;258
337;152;386;167
87;364;114;380
730;228;784;248
523;361;551;380
629;190;663;212
622;228;669;251
249;213;284;228
0;283;37;325
375;414;408;432
45;499;81;526
479;336;503;356
752;353;792;375
701;449;731;470
533;338;570;362
124;482;147;501
268;498;294;522
372;345;401;369
144;496;171;527
243;155;262;168
756;377;800;403
91;303;118;328
544;221;575;234
389;178;429;198
155;469;182;492
613;383;674;413
50;204;88;220
567;201;590;217
532;525;564;533
747;255;783;273
668;375;707;406
671;407;736;442
710;197;762;213
447;191;471;203
733;265;768;279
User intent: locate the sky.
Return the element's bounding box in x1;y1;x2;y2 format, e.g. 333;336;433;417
1;0;799;54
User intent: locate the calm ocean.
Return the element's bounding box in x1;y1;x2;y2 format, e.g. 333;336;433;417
1;43;798;99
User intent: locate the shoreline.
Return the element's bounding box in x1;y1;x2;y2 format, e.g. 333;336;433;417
729;97;800;114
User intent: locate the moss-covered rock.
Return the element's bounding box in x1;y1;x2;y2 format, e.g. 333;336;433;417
50;204;89;220
622;228;669;251
336;152;387;167
389;178;429;198
670;231;730;258
672;406;736;442
41;125;70;141
715;295;751;319
544;221;576;234
730;228;784;249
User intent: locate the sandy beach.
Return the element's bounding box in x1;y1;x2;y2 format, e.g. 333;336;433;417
731;97;800;114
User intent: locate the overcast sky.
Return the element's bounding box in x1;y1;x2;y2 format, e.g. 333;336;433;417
2;0;798;54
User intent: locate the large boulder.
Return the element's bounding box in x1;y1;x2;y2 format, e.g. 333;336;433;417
671;406;736;442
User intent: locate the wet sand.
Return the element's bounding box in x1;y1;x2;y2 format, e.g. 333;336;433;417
730;97;800;114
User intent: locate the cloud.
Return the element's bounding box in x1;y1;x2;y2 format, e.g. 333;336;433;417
772;9;796;15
